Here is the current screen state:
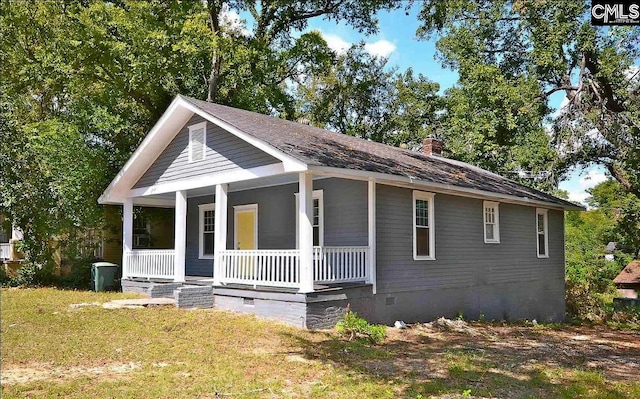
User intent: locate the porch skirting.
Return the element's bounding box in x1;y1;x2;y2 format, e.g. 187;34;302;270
121;279;373;329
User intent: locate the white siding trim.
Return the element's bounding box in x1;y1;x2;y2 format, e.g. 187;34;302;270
483;201;500;244
294;189;324;248
188;121;207;163
198;203;215;259
368;180;377;294
213;184;228;285
413;191;436;261
122;198;133;279
174;190;187;282
298;172;314;293
233;204;258;250
128;163;286;197
536;208;549;258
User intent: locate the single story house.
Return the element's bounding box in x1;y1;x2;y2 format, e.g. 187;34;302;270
614;260;640;299
99;95;583;328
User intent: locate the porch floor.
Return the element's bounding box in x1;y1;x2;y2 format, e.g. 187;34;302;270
126;275;370;294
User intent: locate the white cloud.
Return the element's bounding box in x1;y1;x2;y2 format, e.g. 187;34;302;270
364;39;396;58
220;8;250;36
322;33;351;54
318;31;396;58
578;168;607;190
566;190;591;205
559;166;609;208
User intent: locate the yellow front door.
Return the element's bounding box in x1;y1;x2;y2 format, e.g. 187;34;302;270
236;208;256;250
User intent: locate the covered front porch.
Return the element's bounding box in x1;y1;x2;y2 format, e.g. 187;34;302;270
121;172;376;293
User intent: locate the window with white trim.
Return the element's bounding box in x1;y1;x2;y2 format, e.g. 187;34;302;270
483;201;500;243
133;213;151;248
199;203;215;259
413;191;435;260
295;190;324;247
188;122;207;162
536;208;548;258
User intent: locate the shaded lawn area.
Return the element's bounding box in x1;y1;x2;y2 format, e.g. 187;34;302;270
1;288;639;398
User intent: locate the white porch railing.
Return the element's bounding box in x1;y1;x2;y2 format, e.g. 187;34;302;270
0;243;10;260
125;247;369;288
126;249;175;279
218;246;369;288
314;246;369;283
219;249;301;288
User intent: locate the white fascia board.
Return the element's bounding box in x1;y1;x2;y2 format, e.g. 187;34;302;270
129;163;287;197
177;97;307;172
308;165;585;212
99;97;194;205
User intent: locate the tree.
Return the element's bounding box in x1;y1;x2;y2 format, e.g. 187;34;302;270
587;180;640;258
203;0;401;116
387;68;443;148
417;0;640;195
296;48;443;146
1;1;220;269
296;44;395;141
0;0;401;271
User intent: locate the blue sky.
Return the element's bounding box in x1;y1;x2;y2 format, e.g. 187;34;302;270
231;4;608;206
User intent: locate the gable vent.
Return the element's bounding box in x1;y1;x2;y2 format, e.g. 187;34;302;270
189;122;206;162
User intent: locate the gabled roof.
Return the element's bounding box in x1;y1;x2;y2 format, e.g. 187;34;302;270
99;94;584;210
614;260;640;285
180;96;583;210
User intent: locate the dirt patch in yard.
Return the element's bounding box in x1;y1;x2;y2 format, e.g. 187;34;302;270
291;321;640;398
379;322;640;382
0;362;141;385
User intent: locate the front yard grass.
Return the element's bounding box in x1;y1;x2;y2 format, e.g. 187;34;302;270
1;287;639;398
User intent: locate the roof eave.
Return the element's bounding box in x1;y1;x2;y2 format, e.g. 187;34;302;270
308;165;586;211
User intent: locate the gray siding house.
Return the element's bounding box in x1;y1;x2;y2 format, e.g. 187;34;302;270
99;95;583;328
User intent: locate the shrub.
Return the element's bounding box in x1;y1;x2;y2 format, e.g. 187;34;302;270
0;261;56;288
336;309;386;345
56;257;94;289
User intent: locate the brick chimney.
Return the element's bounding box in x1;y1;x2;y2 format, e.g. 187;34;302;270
423;137;443;156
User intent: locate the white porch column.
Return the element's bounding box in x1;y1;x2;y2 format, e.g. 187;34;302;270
368;180;377;294
122;198;133;280
174;190;187;282
213;183;228;286
298;172;314;293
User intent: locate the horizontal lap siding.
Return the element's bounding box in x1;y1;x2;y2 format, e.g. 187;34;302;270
375;184;565;322
315;179;368;246
134;114;280;189
227;178;368;249
186;195;215;276
227;184;297;250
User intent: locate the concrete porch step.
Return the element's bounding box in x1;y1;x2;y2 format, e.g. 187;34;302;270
103;298;176;309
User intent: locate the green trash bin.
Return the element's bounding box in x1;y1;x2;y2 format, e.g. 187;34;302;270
91;262;119;292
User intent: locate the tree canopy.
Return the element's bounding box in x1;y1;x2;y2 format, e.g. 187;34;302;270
417;0;640;195
0;0;402;266
2;0;639;273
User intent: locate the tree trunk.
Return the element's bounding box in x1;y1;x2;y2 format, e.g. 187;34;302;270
206;0;223;103
207;52;222;103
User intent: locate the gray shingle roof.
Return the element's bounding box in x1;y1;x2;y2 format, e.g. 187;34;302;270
182;96;581;209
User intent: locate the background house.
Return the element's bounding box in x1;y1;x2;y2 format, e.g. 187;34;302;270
614;260;640;299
